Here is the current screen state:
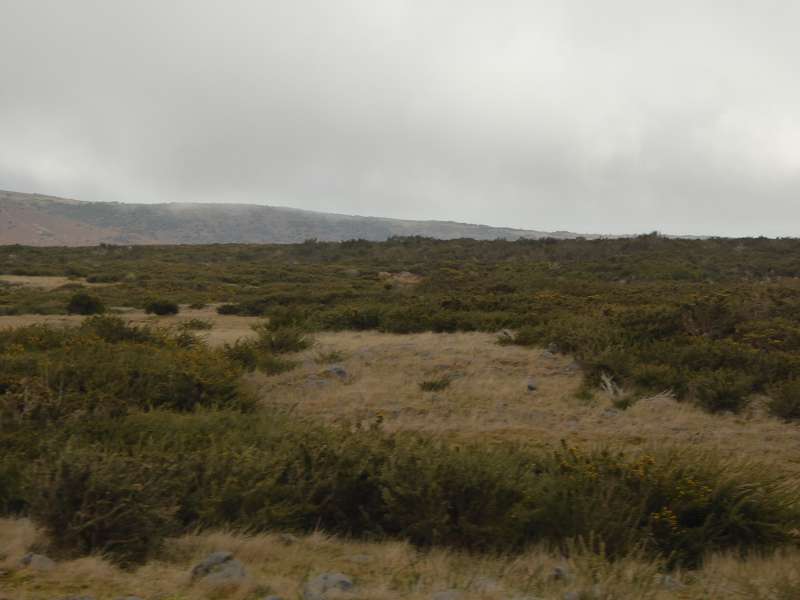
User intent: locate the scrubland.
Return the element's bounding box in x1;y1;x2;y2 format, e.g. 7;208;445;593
2;236;800;598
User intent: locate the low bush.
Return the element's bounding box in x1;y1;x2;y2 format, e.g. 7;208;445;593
145;299;180;316
419;377;451;392
252;322;311;354
86;273;121;283
66;292;105;315
0;323;252;422
30;446;182;565
693;369;754;413
177;318;213;331
13;415;797;567
767;379;800;421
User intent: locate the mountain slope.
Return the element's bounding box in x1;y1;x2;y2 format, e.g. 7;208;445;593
0;190;587;245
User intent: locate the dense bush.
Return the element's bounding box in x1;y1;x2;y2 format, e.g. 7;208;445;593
30;446;182;565
0;322;252;422
9;413;797;567
251;322;311;354
767;379;800;421
145;299;180;315
66;292;105;315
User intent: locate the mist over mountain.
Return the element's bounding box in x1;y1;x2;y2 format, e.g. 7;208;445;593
0;190;591;246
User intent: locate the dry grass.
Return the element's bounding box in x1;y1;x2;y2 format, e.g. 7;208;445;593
0;305;258;348
1;310;799;472
1;518;798;599
255;331;800;475
0;275;115;290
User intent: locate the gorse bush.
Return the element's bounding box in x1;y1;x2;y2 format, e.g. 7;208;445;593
767;379;800;421
145;299;180;315
31;446;182;565
8;413;797;567
252;322;311;354
66;292;105;315
419;377;451;391
0;322;252;423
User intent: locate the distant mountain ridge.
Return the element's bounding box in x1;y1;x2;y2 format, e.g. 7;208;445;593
0;190;592;246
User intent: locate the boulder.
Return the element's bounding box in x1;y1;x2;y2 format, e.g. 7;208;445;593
303;572;354;600
20;553;55;571
190;551;247;584
326;366;348;379
431;591;462;600
526;377;538;392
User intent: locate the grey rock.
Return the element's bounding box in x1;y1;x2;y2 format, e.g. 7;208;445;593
656;574;684;590
563;593;580;600
277;532;300;545
113;597;144;600
601;408;620;418
346;554;372;563
303;572;354;600
431;591;462;600
552;566;572;582
262;596;284;600
546;342;561;354
20;552;55;571
470;577;500;592
498;329;515;342
326;365;348;379
190;550;247;584
526;377;538;392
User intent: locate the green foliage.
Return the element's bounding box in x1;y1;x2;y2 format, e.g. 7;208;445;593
767;379;800;421
177;318;213;331
66;292;105;315
10;414;797;567
419;377;451;392
30;446;181;565
0;323;252;423
693;369;754;413
252;322;311;354
145;299;180;315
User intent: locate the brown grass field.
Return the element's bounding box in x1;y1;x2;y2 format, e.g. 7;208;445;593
2;518;800;599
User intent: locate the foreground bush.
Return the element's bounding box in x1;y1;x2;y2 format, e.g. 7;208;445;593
9;413;797;567
31;447;182;565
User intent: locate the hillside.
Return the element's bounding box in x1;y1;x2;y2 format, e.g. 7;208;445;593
0;190;585;246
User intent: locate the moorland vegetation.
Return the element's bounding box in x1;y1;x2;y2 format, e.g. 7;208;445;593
1;235;800;597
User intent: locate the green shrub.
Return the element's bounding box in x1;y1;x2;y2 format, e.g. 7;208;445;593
419;377;451;392
145;299;180;316
693;369;754;413
177;318;213;331
0;323;251;420
252;322;311;354
767;379;800;421
86;273;121;283
30;447;182;565
15;416;795;567
66;292;105;315
80;315;155;344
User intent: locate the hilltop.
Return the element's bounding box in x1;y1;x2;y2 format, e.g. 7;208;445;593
0;190;587;246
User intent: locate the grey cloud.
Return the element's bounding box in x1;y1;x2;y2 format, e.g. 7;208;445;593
2;0;800;236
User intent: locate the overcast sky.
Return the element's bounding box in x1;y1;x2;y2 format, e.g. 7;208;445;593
1;1;799;236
